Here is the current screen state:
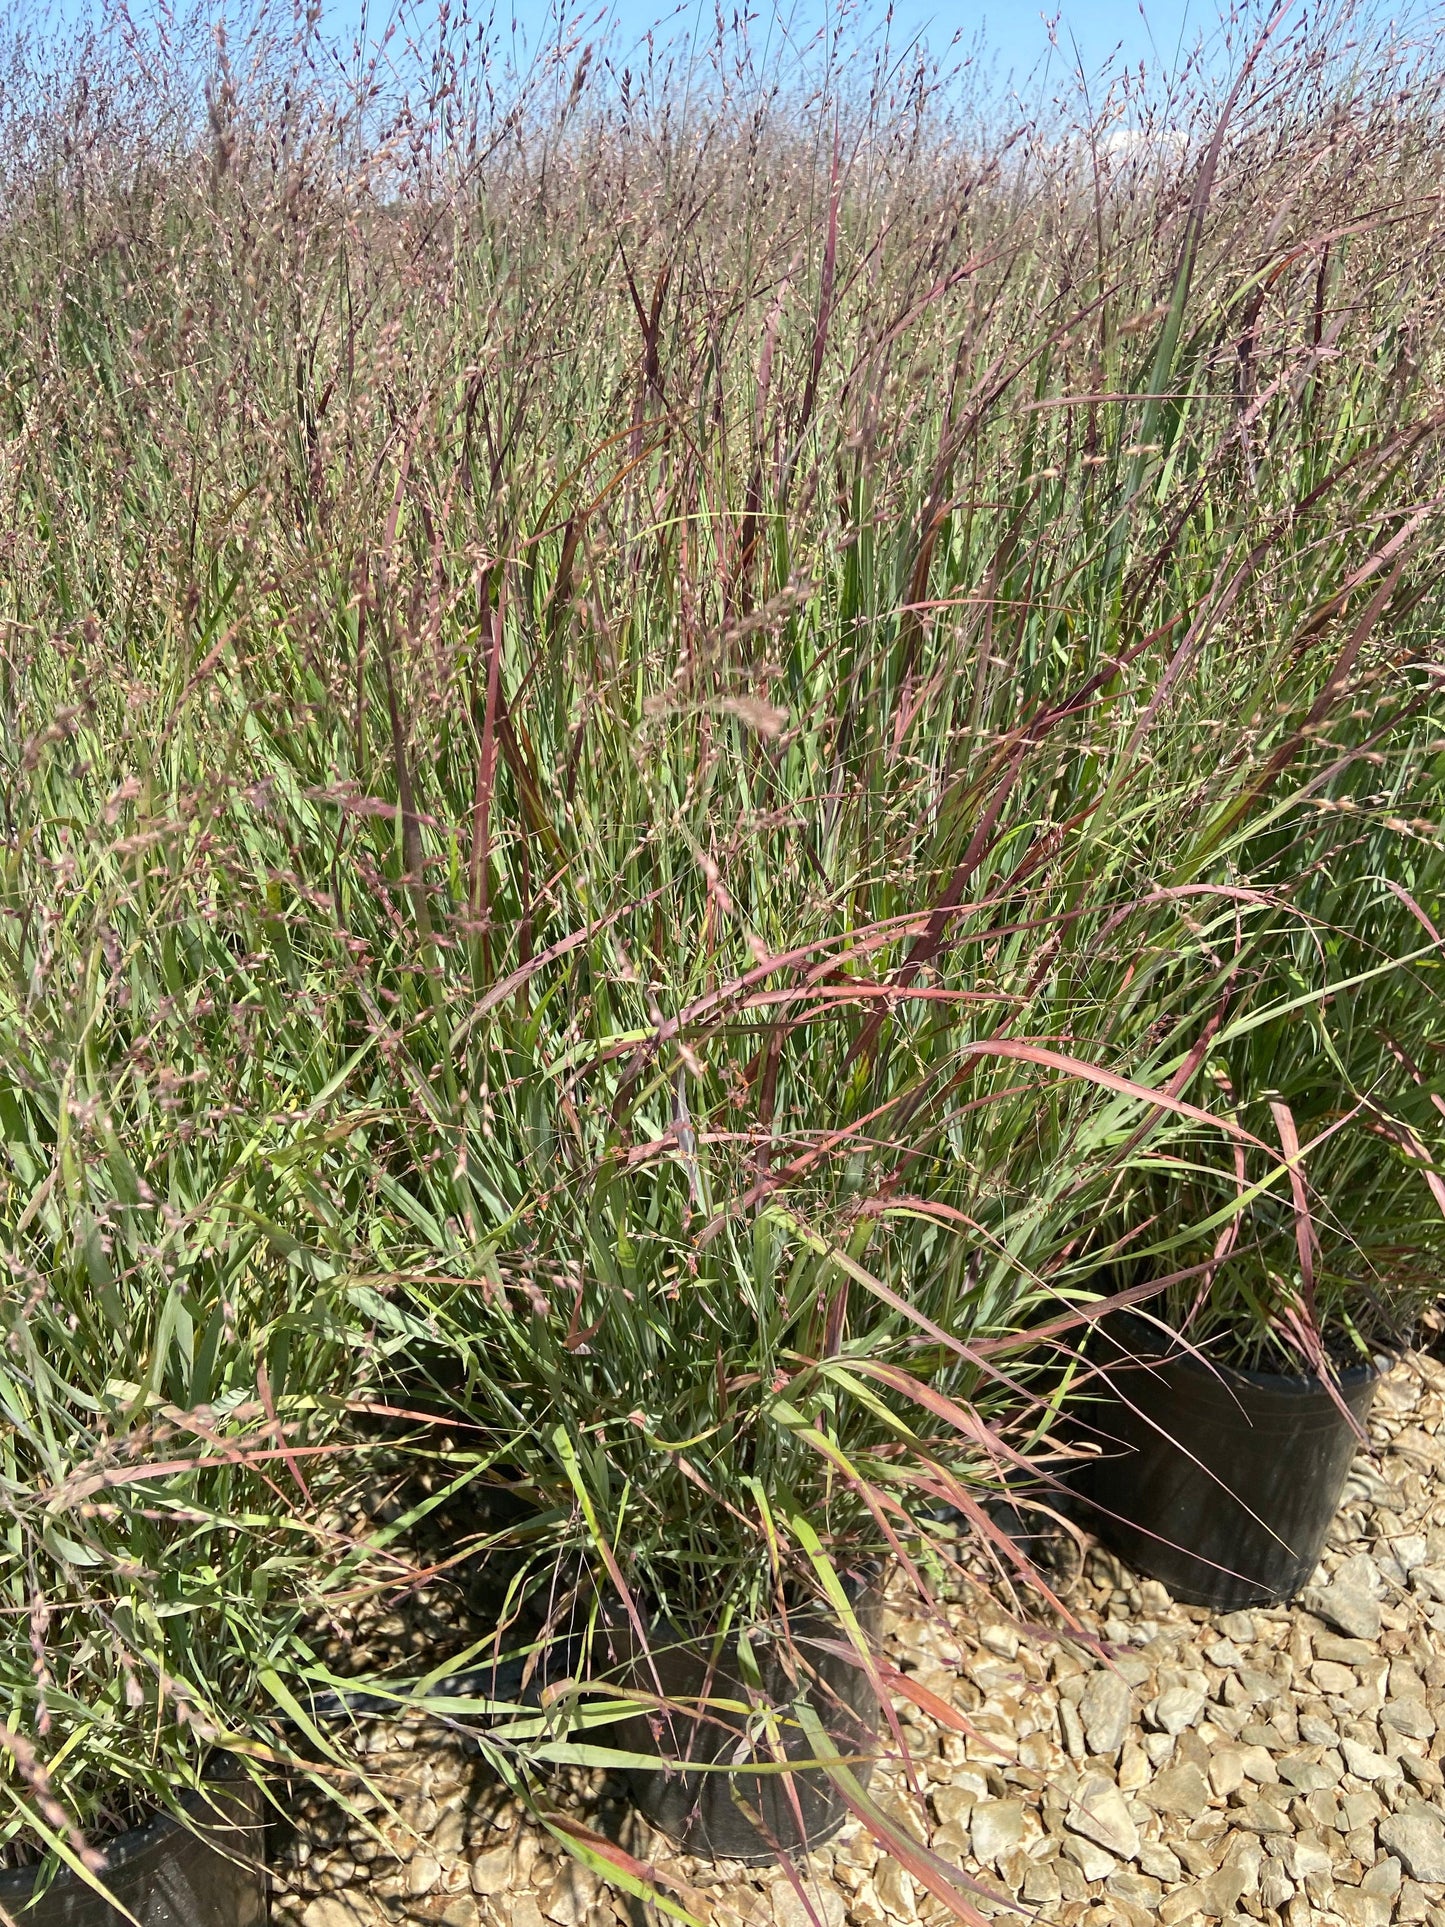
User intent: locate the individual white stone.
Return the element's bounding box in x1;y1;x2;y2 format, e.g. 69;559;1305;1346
870;1861;915;1926
1314;1633;1375;1665
1065;1773;1140;1861
1360;1856;1402;1898
400;1793;440;1834
1340;1738;1400;1783
432;1808;467;1858
1140;1762;1210;1821
931;1784;975;1828
1216;1612;1257;1642
1286;1835;1334;1880
1138;1841;1182;1882
1157;1880;1208;1924
771;1878;848;1927
1313;1659;1359;1695
1277;1752;1336;1792
1381;1697;1435;1741
1333;1888;1392;1927
1397;1879;1433;1923
1151;1687;1206;1735
1021;1859;1062;1904
1389;1658;1428;1699
1225;1838;1263;1894
1234;1797;1294;1835
1079;1669;1133;1755
1401;1749;1445;1795
1379;1811;1445;1884
406;1854;442;1897
1341;1788;1385;1831
1118;1741;1150;1790
1238;1743;1279;1783
1203;1638;1244;1666
1208;1745;1248;1797
968;1798;1025;1865
1334;1553;1385;1595
469;1847;514;1896
1192;1853;1256;1920
1298;1713;1339;1747
1260;1864;1296;1911
1104;1868;1161;1908
1060;1833;1117;1882
1305;1580;1381;1642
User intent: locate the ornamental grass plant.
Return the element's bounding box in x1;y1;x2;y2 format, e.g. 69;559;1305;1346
1;0;1444;1905
0;792;386;1885
1096;736;1445;1378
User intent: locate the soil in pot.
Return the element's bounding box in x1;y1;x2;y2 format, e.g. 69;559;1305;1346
0;1776;267;1927
590;1583;882;1865
1068;1314;1380;1609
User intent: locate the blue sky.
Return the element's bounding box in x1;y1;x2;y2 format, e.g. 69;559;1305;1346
330;0;1438;106
38;0;1441;104
591;0;1214;89
370;0;1228;95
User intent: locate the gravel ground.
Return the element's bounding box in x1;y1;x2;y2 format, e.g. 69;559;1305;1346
271;1348;1445;1927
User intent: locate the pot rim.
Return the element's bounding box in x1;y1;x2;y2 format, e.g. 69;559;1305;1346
1097;1309;1385;1397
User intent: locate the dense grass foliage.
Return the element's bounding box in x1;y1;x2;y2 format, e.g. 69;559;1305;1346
0;0;1443;1897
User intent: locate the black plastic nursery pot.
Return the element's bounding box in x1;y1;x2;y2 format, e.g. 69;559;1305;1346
596;1585;883;1865
0;1777;266;1926
1070;1315;1380;1609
